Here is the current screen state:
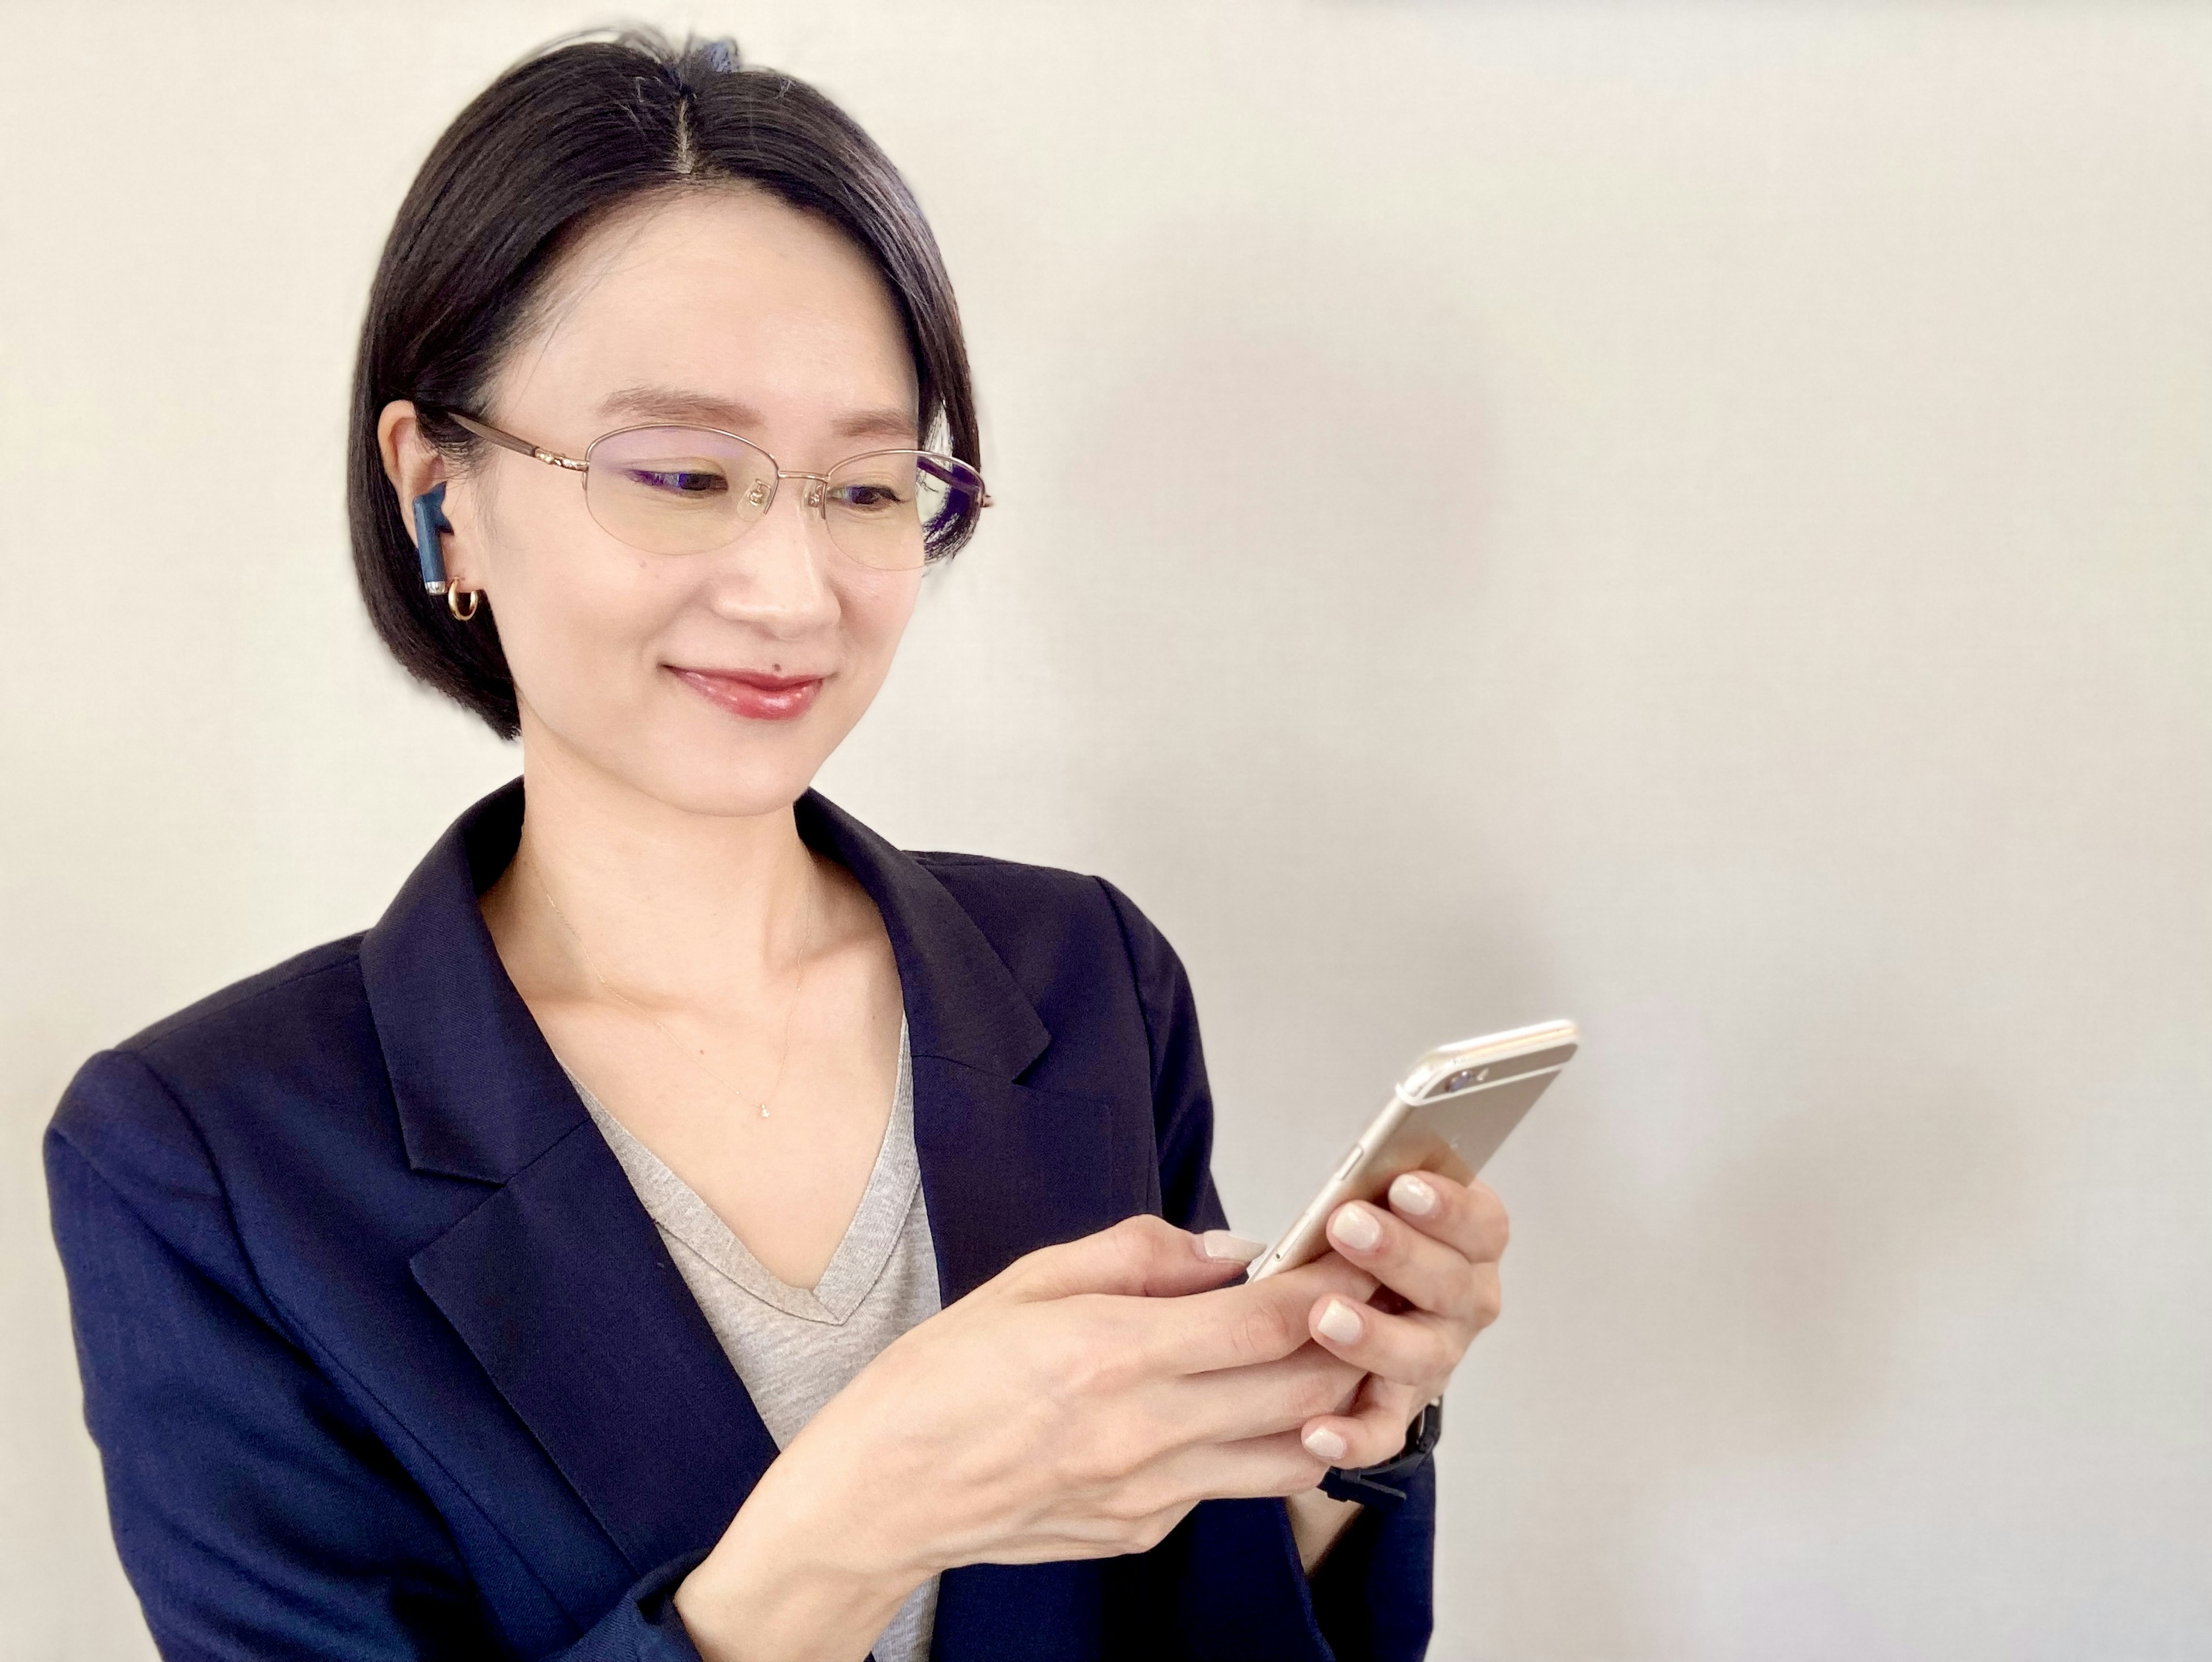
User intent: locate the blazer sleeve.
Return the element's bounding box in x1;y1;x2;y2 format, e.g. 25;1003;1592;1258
1094;881;1440;1662
1093;879;1230;1239
46;1049;706;1662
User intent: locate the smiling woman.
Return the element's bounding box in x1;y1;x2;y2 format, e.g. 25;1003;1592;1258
44;28;1504;1662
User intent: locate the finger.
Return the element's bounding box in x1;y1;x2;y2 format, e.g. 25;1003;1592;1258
1154;1339;1365;1447
1307;1289;1480;1392
1138;1254;1379;1375
1148;1428;1336;1505
1300;1376;1429;1471
995;1214;1268;1304
1041;1430;1339;1561
1383;1171;1509;1263
1320;1197;1498;1322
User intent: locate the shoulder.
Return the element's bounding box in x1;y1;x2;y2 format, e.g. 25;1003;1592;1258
910;849;1182;987
910;848;1113;933
120;934;368;1057
73;932;371;1093
48;933;381;1195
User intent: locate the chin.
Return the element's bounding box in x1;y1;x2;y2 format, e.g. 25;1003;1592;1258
617;707;850;820
634;745;830;821
522;675;873;822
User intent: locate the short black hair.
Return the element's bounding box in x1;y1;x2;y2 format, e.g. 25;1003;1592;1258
347;28;979;738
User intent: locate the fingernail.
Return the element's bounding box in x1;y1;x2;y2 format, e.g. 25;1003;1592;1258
1390;1173;1438;1217
1329;1203;1384;1252
1198;1229;1267;1263
1303;1425;1349;1462
1317;1298;1365;1344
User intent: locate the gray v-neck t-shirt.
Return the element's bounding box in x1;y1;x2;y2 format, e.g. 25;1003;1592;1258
563;1022;941;1662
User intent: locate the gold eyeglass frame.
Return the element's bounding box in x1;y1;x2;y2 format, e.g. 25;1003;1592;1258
440;409;991;569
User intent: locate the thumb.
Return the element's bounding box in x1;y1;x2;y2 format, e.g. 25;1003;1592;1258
995;1214;1267;1304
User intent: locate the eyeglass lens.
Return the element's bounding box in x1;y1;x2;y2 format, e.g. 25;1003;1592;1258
583;426;982;569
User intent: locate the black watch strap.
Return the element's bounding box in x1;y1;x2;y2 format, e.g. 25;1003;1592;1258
1318;1398;1444;1506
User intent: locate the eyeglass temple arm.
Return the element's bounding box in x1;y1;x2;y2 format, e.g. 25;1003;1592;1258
441;410;588;472
442;406;990;506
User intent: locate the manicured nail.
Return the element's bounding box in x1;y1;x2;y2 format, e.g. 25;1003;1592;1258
1198;1229;1267;1263
1317;1298;1365;1344
1389;1173;1438;1217
1329;1203;1384;1253
1303;1425;1349;1462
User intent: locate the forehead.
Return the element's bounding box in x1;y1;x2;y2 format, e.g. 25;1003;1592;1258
496;186;918;440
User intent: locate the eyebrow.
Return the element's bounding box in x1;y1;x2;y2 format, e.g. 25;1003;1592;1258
594;384;919;445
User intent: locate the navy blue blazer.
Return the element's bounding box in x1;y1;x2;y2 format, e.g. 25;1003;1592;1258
48;782;1435;1661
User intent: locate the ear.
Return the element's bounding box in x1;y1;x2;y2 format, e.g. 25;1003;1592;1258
377;399;441;507
378;400;477;589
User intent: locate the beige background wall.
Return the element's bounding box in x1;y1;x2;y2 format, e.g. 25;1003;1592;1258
4;3;2209;1657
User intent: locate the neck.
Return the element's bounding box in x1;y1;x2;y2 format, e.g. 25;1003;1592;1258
493;725;824;1012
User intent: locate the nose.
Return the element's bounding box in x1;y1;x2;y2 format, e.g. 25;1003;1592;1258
702;470;838;634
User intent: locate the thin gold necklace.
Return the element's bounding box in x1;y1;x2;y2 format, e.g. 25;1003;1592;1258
527;849;816;1119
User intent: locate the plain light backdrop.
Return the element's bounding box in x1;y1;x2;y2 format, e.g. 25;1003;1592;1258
3;3;2209;1658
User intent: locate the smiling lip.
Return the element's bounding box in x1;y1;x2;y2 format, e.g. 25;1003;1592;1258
671;666;824;722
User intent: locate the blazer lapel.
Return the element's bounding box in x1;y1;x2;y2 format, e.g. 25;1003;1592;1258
363;782;778;1577
407;1124;779;1574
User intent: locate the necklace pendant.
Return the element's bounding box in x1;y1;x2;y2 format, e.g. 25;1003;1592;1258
759;1105;771;1118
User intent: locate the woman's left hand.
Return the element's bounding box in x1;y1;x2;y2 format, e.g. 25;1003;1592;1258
1295;1171;1509;1469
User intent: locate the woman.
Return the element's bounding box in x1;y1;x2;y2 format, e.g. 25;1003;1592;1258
47;31;1507;1662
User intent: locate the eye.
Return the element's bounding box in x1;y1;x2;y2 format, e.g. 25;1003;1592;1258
624;466;729;498
831;481;911;513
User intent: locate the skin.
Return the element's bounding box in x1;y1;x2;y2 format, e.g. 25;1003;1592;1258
377;184;1509;1662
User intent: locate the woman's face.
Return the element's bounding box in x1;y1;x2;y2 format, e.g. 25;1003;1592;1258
437;187;927;818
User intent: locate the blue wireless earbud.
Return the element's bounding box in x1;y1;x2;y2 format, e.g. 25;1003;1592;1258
412;482;453;593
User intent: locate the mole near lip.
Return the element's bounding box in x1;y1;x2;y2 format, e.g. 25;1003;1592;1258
670;665;823;722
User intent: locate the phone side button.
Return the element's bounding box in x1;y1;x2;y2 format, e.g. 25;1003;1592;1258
1333;1144;1366;1182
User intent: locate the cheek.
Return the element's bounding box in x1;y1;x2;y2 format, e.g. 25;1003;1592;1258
476;488;680;723
827;566;923;699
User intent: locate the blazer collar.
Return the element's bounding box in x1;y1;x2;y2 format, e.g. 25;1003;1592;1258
360;778;1052;1186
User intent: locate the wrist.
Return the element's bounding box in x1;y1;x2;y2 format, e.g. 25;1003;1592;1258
676;1452;928;1662
1317;1398;1443;1508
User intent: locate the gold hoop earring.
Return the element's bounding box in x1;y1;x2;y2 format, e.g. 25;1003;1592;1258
447;586;482;622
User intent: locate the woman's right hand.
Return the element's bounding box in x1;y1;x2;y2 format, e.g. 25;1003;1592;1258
675;1214;1377;1662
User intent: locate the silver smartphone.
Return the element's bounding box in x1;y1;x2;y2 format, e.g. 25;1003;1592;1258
1247;1020;1578;1281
